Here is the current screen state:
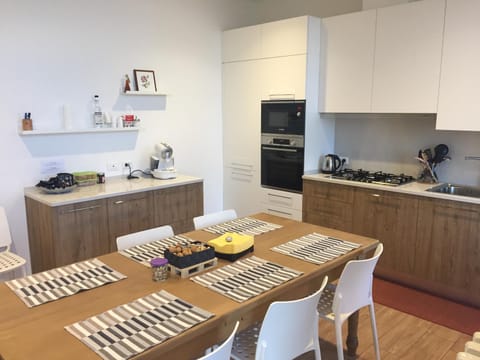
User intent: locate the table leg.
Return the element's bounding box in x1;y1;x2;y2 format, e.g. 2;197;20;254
346;310;359;357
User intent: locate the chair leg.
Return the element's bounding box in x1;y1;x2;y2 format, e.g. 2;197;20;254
335;320;344;360
313;317;322;360
369;303;381;360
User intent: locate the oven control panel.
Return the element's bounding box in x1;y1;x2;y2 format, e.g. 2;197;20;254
261;134;304;148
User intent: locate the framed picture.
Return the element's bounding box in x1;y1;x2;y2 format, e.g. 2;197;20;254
133;69;157;92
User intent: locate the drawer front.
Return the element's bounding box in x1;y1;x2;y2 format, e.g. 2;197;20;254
260;188;302;210
262;204;302;221
303;180;354;203
303;196;353;232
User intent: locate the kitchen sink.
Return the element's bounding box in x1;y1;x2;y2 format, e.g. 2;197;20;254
426;183;480;198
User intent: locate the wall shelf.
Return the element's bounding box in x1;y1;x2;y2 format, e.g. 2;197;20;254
121;91;167;96
19;127;139;136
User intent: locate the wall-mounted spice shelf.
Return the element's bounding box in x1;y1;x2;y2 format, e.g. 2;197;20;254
121;91;167;96
18;128;139;136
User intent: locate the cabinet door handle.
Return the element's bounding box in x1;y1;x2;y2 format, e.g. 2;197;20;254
262;146;298;153
230;162;253;168
268;193;292;200
232;172;253;177
267;208;293;216
64;205;101;213
114;200;124;205
231;167;253;173
371;193;381;198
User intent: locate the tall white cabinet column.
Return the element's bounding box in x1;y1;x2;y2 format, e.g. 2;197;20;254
222;16;334;220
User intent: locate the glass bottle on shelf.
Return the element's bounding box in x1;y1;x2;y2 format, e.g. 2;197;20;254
93;94;104;128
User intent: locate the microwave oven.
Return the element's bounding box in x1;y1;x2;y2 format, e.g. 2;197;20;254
261;99;305;135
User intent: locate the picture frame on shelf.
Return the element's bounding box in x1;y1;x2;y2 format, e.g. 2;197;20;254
133;69;157;92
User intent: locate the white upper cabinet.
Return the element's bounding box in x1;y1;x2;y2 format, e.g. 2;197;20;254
260;55;307;100
372;0;445;113
222;16;308;63
321;0;445;113
321;10;376;113
436;0;480;131
222;25;262;63
261;16;308;58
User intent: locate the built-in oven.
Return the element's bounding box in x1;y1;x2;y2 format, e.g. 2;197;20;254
261;99;306;135
261;134;305;193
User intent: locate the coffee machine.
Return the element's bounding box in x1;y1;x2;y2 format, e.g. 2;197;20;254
150;142;177;179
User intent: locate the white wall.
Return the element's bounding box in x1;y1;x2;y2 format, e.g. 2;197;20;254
0;0;259;273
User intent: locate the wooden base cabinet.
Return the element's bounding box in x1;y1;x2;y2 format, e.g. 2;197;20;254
303;180;480;307
26;197;110;273
352;188;418;276
152;183;203;234
414;198;480;306
107;192;154;252
26;182;203;273
302;180;354;232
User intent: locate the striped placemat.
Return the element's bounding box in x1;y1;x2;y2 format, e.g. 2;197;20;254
5;259;126;308
65;290;214;360
190;256;302;303
271;232;360;265
203;217;282;236
118;235;194;267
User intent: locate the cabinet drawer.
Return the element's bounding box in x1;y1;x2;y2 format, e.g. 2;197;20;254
262;204;302;221
302;196;353;232
303;180;354;203
260;188;302;210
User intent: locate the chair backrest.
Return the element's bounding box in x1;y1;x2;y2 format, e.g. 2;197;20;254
197;321;239;360
333;243;384;317
0;207;12;250
193;209;238;230
255;276;328;360
116;225;174;251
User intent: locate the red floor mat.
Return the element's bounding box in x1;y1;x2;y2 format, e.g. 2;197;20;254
373;277;480;335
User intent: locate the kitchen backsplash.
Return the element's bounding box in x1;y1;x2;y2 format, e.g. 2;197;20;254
333;114;480;186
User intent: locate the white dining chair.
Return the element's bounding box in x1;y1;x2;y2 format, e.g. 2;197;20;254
197;321;239;360
457;352;480;360
0;206;26;280
230;276;328;360
193;209;238;230
116;225;174;251
317;243;383;360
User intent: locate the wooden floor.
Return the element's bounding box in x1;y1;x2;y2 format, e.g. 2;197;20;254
297;303;470;360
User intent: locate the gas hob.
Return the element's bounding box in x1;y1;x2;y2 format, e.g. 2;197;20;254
328;169;415;186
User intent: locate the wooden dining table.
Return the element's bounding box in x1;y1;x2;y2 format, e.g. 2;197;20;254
0;213;378;360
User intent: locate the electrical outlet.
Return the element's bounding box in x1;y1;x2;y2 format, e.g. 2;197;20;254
340;156;349;165
107;162;121;172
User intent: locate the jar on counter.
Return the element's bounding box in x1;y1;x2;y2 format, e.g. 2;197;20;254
150;258;169;281
97;172;105;184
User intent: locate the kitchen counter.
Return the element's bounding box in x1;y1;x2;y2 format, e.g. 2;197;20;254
303;173;480;205
24;174;203;206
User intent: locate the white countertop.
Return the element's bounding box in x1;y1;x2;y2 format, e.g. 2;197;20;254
303;173;480;205
24;174;203;206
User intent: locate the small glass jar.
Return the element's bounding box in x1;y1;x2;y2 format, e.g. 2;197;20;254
150;258;169;281
97;172;105;184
